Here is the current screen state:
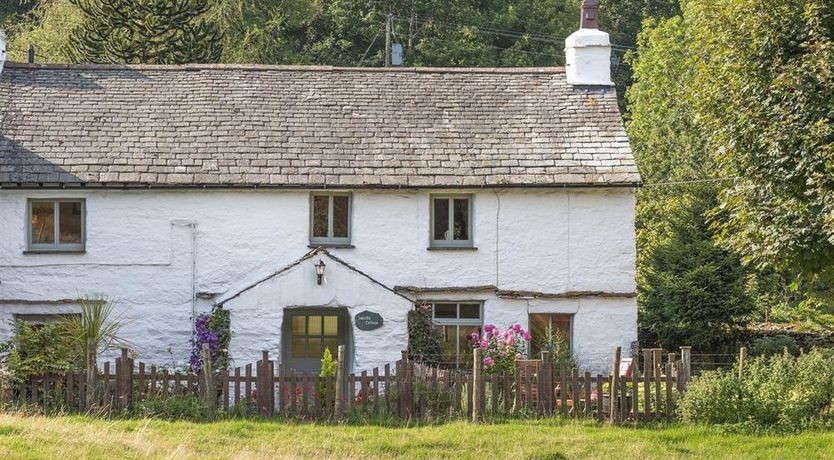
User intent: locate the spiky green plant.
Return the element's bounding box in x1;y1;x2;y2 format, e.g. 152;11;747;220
62;295;130;410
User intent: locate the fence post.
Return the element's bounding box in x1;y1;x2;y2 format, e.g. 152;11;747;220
201;344;216;420
679;346;691;391
541;350;551;415
472;347;482;423
335;345;345;419
738;347;746;381
258;350;269;416
85;338;96;411
609;346;621;424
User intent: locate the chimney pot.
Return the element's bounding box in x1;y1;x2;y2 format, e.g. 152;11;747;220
565;0;612;86
581;0;600;29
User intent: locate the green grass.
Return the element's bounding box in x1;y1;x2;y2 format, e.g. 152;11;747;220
0;414;832;459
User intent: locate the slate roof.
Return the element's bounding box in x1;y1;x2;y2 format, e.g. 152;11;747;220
0;63;639;188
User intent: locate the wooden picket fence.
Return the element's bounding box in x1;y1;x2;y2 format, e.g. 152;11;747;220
3;346;693;423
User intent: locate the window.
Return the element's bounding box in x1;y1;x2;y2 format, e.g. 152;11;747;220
27;199;85;252
430;195;473;247
309;193;351;245
291;314;340;359
431;302;482;368
529;313;572;358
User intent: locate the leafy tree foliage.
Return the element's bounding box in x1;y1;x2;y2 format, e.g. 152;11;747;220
689;0;834;286
628;14;754;351
66;0;222;63
4;0;82;62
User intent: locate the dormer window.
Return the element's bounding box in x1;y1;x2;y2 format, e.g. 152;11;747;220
309;192;351;246
26;199;85;252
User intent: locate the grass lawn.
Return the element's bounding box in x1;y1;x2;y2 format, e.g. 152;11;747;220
0;414;832;459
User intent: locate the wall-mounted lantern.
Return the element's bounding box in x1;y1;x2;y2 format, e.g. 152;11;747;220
315;259;326;285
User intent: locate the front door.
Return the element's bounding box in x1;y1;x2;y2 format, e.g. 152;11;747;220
282;308;349;374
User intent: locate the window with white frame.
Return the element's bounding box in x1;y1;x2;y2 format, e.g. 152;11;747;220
309;192;351;245
27;199;85;252
430;195;473;247
430;302;482;368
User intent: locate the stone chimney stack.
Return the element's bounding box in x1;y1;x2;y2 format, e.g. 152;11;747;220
565;0;613;86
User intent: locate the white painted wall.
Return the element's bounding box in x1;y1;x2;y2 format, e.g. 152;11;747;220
0;188;636;372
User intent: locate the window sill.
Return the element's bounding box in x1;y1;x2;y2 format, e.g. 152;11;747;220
308;244;355;249
23;250;87;255
427;246;478;251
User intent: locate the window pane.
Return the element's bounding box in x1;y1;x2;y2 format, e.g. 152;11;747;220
308;338;322;359
529;314;572;358
292;337;306;358
332;196;349;238
312;195;329;238
459;304;481;319
433;198;449;241
323;338;337;356
434;325;457;366
458;325;481;367
433;303;457;319
453;198;469;241
31;202;55;244
292;316;306;336
58;201;82;244
308;315;322;336
323;316;338;336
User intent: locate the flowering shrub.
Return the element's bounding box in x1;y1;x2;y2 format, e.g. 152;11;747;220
189;306;230;373
470;323;530;375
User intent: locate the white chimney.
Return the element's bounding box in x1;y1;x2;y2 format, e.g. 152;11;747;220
565;0;613;86
0;30;6;75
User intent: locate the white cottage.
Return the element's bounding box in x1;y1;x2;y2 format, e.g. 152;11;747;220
0;8;639;373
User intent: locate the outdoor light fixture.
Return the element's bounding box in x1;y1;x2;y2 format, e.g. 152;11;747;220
315;259;326;285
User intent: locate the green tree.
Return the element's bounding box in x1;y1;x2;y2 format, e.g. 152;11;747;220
628;14;754;351
5;0;82;63
689;0;834;289
599;0;681;109
66;0;222;63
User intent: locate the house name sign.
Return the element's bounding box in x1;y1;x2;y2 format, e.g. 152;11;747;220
354;311;383;331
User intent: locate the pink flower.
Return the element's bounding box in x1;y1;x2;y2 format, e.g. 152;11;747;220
483;356;495;367
512;323;522;332
506;334;515;345
470;332;479;341
515;352;522;359
522;331;531;341
500;351;508;358
479;339;488;349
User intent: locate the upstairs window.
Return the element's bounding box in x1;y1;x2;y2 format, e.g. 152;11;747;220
309;192;351;246
27;199;85;252
431;195;473;248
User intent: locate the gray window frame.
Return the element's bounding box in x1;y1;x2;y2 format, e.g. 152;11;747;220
26;198;86;252
431;301;483;368
429;194;474;248
309;192;352;246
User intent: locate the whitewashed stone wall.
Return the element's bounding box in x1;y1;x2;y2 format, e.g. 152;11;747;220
0;188;636;372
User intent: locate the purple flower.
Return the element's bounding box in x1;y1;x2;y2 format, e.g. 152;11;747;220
483;356;495;367
512;323;522;332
